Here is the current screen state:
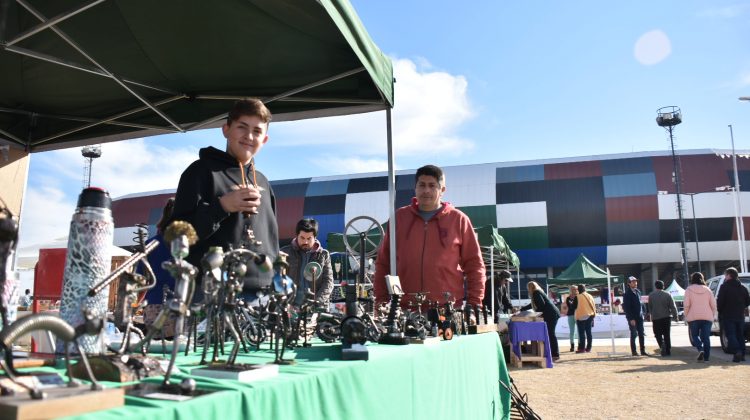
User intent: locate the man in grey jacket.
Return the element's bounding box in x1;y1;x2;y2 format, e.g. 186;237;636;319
648;280;679;356
280;218;334;307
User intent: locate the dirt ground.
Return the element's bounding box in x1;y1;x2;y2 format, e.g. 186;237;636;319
508;332;750;419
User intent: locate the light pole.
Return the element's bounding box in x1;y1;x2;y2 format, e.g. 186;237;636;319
684;193;701;272
659;190;703;274
729;125;747;273
656;106;689;286
717;185;746;272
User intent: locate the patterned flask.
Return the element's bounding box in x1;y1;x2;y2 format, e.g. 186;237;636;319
58;187;114;354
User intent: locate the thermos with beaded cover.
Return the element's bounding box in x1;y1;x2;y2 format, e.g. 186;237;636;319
58;187;114;354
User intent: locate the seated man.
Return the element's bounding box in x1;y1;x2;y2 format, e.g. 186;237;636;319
280;218;334;307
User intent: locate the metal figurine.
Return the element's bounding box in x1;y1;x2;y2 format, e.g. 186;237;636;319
0;198;19;329
135;221;198;388
198;246;224;364
0;309;103;399
199;245;272;366
268;253;296;364
378;292;407;345
88;225;159;355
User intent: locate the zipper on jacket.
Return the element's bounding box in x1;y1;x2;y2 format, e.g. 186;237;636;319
420;220;428;293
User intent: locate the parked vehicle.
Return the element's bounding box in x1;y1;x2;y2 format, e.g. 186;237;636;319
705;273;750;353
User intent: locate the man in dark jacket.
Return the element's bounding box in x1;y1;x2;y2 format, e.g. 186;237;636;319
647;280;679;356
280;218;334;307
172;98;279;304
623;276;647;356
484;269;513;316
717;267;750;362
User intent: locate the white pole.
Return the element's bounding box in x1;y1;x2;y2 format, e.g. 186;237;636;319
607;268;615;353
490;246;495;322
516;268;521;309
730;124;747;273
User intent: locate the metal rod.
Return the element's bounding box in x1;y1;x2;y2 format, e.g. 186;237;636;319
32;95;184;146
5;0;107;46
689;194;701;272
3;46;176;96
386;107;396;275
668;125;690;286
263;67;366;104
730;124;747;272
16;0;183;131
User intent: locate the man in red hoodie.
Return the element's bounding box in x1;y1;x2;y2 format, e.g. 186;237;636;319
373;165;485;308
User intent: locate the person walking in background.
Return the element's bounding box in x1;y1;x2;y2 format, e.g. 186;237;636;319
521;281;560;360
564;285;578;352
684;272;716;362
716;267;750;363
647;280;679;356
574;284;596;353
19;289;32;309
623;276;647;356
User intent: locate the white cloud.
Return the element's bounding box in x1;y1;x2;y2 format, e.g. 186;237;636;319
272;57;475;157
89;140;197;198
697;4;749;19
17;139;198;247
741;71;750;87
17;186;74;248
634;30;672;66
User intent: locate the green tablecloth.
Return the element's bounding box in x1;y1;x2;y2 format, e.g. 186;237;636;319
58;333;510;420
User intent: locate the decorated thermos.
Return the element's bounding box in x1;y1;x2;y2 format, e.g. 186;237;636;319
59;187;114;354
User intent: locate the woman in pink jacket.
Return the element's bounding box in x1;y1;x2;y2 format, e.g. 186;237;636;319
684;272;717;362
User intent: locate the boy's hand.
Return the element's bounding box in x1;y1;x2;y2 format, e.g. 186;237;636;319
219;185;261;214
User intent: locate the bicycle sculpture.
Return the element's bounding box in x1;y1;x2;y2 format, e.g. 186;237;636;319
403;292;432;340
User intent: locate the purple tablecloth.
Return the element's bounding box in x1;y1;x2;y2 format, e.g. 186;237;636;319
509;321;553;368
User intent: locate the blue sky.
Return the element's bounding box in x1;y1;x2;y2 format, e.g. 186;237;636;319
17;0;750;248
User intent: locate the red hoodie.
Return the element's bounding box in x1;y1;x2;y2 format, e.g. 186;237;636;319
373;198;486;305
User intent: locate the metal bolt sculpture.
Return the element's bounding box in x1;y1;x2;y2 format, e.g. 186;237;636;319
135;221;198;388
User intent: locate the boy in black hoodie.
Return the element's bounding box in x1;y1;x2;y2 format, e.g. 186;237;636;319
172;98;279;304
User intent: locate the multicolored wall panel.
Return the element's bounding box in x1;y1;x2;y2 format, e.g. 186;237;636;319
110;150;750;271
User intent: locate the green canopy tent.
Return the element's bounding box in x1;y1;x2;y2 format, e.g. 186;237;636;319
548;253;624;355
1;0;403;274
0;0;393;152
547;254;622;287
474;225;520;318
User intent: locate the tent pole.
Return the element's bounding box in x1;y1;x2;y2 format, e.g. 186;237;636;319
490;246;495;322
608;268;615;354
386;108;397;275
516;268;521;309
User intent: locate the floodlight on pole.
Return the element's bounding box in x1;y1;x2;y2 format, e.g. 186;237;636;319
656;106;689;287
81;145;102;188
